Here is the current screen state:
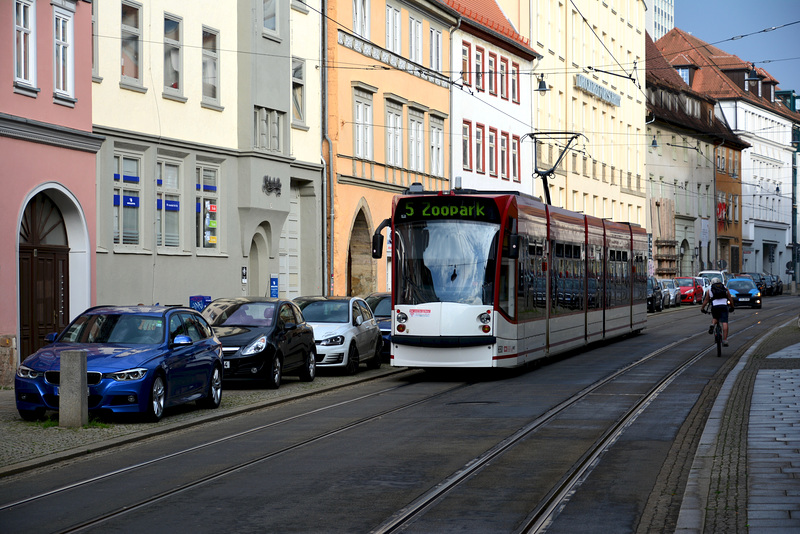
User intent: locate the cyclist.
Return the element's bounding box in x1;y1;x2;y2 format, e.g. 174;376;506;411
701;276;734;346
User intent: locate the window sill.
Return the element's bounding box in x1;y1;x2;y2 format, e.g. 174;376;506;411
262;30;282;44
54;93;77;108
112;248;153;255
291;122;309;132
13;82;40;98
120;80;148;94
92;75;103;84
163;91;188;103
201;100;224;112
156;249;192;256
196;250;228;258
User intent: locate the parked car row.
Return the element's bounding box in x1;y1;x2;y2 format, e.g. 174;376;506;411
15;294;386;422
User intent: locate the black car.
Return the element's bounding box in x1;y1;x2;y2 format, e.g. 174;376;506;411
771;275;784;295
365;292;391;362
646;276;663;313
202;298;317;389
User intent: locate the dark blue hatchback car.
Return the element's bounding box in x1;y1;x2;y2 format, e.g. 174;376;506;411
15;306;223;422
365;292;391;362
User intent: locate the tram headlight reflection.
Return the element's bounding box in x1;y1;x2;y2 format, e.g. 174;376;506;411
478;312;491;324
396;312;408;324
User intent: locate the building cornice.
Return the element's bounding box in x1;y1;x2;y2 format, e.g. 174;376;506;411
0;113;104;153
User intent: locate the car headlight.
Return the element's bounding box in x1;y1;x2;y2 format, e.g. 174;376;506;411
17;365;41;379
320;335;345;346
755;292;761;297
242;336;268;355
107;368;148;381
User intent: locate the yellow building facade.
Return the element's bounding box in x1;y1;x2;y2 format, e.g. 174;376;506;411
324;1;458;295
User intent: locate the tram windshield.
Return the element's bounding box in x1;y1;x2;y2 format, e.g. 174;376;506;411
394;220;499;306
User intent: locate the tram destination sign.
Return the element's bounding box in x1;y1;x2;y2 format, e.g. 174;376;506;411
397;196;501;223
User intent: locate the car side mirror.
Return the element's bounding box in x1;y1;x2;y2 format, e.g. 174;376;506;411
355;316;364;327
284;322;297;331
172;335;192;346
44;332;58;343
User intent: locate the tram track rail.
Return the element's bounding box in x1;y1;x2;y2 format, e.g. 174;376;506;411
0;303;793;533
371;304;794;533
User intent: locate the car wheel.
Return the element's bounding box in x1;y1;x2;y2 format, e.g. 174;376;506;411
266;353;282;389
18;408;45;421
299;348;316;382
366;339;382;370
147;374;166;422
197;365;222;409
345;344;359;375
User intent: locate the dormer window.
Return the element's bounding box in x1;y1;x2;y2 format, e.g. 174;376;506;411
771;84;775;102
758;80;762;98
677;67;689;85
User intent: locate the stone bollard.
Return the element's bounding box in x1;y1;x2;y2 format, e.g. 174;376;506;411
60;350;88;428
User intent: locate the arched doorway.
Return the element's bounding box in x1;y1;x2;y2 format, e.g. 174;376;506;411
19;192;70;358
248;225;270;297
347;210;374;296
679;239;692;276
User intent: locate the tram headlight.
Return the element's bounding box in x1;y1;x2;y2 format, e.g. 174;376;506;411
477;312;491;324
396;312;408;324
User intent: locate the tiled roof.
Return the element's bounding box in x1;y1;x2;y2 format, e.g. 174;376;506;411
655;28;800;123
645;32;747;148
436;0;541;58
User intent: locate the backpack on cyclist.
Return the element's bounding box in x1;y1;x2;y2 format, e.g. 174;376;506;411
710;282;727;300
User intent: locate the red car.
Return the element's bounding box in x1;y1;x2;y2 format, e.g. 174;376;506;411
674;277;703;304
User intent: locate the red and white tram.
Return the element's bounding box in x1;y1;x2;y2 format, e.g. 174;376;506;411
372;188;647;368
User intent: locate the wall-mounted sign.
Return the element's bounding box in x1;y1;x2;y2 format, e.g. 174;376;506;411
575;74;621;107
270;274;279;298
263;175;282;197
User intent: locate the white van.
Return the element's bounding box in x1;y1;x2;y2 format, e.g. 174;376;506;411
698;270;731;285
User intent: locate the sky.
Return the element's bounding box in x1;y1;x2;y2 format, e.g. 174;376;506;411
673;0;800;94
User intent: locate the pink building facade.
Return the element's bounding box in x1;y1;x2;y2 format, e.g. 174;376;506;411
0;0;102;386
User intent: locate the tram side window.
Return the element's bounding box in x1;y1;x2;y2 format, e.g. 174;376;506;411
587;245;602;309
607;250;618;308
633;252;647;303
498;218;516;318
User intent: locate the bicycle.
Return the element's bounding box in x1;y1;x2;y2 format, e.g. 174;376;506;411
702;307;732;357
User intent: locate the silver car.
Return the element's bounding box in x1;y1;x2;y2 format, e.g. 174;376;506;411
294;296;382;375
659;279;681;307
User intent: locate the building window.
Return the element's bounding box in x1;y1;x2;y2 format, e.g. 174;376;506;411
408;110;424;172
202;28;220;104
53;6;74;98
488;53;496;95
254;106;284;152
461;41;471;86
409;16;422;64
430;28;442;72
263;0;277;34
475;124;485;173
500;132;509;179
354;90;373;159
386;5;401;53
196;165;220;250
113;154;142;247
676;67;689;85
475;47;484;91
292;58;305;123
14;0;36;87
512;135;520;182
462;121;472;171
511;62;519;103
488;128;497;176
164;15;182;94
353;0;370;38
121;1;142;84
386;102;402;167
499;58;508;99
430;117;444;177
157;160;181;248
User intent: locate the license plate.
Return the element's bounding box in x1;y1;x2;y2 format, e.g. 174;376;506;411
739;298;749;302
224;361;230;369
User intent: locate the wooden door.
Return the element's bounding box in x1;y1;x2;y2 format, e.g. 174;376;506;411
18;193;70;359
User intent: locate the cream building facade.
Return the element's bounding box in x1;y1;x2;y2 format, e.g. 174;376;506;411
497;0;648;228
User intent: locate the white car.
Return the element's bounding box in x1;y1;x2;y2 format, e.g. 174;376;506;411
659;279;681;307
694;276;711;300
294;296;382;374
